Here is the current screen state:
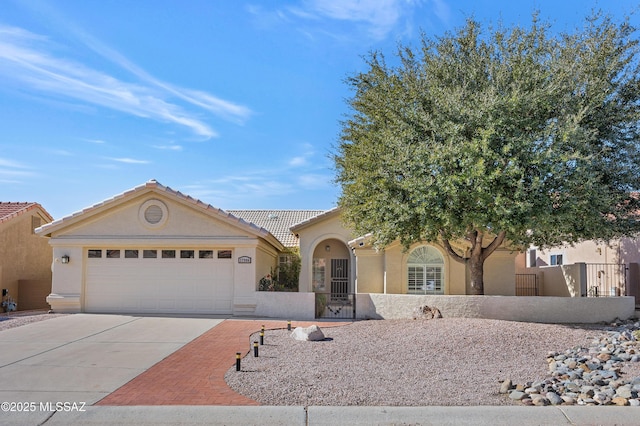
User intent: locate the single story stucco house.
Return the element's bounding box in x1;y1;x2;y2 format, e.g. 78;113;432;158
35;180;519;317
1;202;53;311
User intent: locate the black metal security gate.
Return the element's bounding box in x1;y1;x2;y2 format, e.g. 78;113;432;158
585;263;628;297
315;258;355;319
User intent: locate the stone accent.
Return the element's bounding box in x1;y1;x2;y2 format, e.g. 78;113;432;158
501;319;640;407
291;325;325;341
412;305;442;320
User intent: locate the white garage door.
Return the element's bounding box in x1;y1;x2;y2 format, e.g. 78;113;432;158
84;249;234;314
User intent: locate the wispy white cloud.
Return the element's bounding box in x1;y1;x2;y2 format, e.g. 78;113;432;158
0;157;29;169
108;157;151;165
183;178;295;206
288;156;308;167
152;144;183;152
430;0;451;25
0;157;35;178
0;23;252;139
182;145;333;207
262;0;450;41
287;143;318;167
285;0;424;40
297;173;332;189
47;149;74;156
83;138;106;144
303;0;402;39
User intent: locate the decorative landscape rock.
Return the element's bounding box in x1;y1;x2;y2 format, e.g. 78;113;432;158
291;325;325;341
501;319;640;407
412;305;442;320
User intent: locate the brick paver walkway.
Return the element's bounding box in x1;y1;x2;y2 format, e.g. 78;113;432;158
96;319;350;406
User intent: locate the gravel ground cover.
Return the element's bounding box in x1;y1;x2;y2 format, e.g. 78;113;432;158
0;311;68;331
225;318;639;406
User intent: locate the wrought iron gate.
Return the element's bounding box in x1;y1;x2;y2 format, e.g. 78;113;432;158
315;258;355;319
585;263;628;297
515;274;539;296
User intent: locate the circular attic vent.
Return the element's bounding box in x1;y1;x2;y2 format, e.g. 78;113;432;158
144;205;163;224
139;199;168;228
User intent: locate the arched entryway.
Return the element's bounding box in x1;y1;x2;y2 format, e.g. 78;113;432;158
312;238;355;318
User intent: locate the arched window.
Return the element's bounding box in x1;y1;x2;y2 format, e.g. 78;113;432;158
407;246;444;294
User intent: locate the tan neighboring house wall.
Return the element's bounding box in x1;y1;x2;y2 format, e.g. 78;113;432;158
516;237;640;302
0;203;53;311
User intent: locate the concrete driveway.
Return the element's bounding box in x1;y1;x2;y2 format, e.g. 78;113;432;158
0;313;223;424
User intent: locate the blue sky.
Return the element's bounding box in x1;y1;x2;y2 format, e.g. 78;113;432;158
1;0;638;219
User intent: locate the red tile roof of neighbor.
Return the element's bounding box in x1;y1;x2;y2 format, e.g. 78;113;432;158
0;202;52;225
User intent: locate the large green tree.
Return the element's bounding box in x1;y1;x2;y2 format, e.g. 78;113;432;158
334;13;640;295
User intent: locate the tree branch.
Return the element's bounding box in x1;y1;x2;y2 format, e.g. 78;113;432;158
481;230;507;261
440;231;466;264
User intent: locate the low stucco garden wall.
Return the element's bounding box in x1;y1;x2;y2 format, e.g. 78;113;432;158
355;294;636;323
253;292;315;320
251;292;636;323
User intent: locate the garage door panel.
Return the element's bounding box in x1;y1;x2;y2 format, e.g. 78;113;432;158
85;256;234;314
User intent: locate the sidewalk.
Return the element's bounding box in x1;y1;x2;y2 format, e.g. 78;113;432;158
12;405;640;426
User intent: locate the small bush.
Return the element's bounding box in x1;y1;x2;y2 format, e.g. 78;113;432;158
257;249;301;292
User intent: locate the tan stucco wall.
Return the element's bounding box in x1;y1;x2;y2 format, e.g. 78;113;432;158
518;236;640;270
253;292;315;320
44;191;280;314
0;208;52;310
53;193;246;239
296;213;356;293
483;249;517;296
254;244;277;287
521;263;585;297
297;211;518;297
353;248;384;293
381;242;468;295
356;294;635;323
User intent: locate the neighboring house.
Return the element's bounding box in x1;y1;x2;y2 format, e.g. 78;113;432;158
36;180;518;315
0;202;53;311
516;239;640;301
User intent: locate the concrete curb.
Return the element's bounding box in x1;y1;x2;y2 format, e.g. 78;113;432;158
1;405;637;426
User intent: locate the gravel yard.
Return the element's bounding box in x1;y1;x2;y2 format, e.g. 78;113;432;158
0;311;68;331
225;318;640;406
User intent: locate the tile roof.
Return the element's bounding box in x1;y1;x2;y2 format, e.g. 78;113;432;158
289;207;341;233
0;202;52;224
227;210;326;248
35;180;285;251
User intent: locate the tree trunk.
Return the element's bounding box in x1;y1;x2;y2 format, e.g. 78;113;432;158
441;229;506;296
468;252;485;295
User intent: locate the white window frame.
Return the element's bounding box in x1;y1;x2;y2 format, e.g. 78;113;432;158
550;253;564;266
407;246;445;295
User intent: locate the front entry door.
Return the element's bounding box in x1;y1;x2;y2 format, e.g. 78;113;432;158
330;258;349;301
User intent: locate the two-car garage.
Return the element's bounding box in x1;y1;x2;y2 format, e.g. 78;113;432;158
84;248;234;314
37;180;286;315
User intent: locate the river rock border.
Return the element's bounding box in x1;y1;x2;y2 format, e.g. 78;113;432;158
501;319;640;406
